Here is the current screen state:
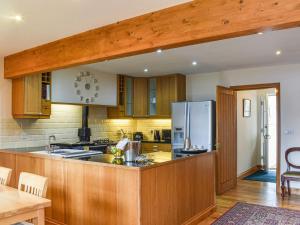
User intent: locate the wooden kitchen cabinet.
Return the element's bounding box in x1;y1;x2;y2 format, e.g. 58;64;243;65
142;143;172;153
108;74;185;118
133;77;148;117
107;75;133;118
12;72;52;119
156;74;186;117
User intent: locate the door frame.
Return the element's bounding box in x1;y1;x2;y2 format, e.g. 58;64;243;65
230;83;281;192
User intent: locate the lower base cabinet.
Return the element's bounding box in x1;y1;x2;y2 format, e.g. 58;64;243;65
142;143;172;153
0;150;215;225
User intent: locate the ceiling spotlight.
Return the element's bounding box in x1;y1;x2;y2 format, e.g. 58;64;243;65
258;32;263;35
10;15;23;22
192;61;197;66
156;49;162;53
276;50;282;56
144;68;149;73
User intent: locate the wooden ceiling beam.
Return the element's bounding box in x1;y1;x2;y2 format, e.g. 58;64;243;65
4;0;300;78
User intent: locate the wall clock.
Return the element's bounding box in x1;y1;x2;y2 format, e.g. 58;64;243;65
74;71;100;104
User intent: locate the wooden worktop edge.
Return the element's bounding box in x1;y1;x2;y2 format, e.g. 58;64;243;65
0;149;215;171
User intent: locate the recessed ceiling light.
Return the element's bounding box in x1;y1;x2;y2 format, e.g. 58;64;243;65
276;50;282;56
192;61;197;66
144;68;149;73
9;15;23;22
258;32;263;35
156;49;162;53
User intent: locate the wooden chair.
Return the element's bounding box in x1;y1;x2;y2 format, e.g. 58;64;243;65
0;166;12;186
18;172;48;198
14;172;48;225
281;147;300;198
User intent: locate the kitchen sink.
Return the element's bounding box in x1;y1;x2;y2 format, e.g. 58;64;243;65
30;149;102;158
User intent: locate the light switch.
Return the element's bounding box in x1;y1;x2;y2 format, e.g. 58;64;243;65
284;129;294;135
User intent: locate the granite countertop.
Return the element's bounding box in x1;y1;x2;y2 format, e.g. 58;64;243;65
5;146;47;153
2;146;211;169
73;151;173;167
1;146;173;168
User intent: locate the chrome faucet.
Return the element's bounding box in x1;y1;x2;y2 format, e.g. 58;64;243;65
47;135;56;153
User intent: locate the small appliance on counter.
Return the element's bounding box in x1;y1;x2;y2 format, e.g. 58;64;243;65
153;130;161;141
124;141;141;162
133;132;144;141
161;129;171;143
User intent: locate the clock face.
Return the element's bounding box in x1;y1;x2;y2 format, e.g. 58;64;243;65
74;71;100;104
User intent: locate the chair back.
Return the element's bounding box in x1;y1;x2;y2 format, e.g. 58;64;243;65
18;172;48;198
285;148;300;171
0;167;12;186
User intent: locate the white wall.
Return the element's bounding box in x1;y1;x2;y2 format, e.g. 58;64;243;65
236;90;260;176
187;63;300;187
52;67;117;106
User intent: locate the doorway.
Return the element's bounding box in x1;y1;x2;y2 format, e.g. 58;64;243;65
215;83;281;195
236;88;277;183
232;83;280;191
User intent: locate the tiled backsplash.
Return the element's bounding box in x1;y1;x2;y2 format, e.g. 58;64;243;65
135;119;171;140
89;106;171;141
0;104;81;149
0;103;171;149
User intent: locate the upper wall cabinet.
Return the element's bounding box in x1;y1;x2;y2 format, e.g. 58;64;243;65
107;74;186;118
12;72;52;119
154;74;186;117
133;77;148;117
52;67;117;106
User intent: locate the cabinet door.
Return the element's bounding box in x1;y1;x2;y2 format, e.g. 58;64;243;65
125;77;133;116
24;74;42;115
133;78;148;117
157;76;171;117
157;74;186;117
148;78;157;116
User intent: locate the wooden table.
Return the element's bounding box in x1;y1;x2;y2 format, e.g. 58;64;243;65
0;185;51;225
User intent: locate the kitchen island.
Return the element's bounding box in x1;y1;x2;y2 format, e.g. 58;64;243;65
0;149;215;225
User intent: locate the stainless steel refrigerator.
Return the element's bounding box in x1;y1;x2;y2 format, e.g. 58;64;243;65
171;101;216;157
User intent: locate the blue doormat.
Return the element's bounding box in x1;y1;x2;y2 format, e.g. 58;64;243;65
244;170;276;183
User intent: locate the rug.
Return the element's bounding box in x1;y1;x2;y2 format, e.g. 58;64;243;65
212;202;300;225
244;170;276;183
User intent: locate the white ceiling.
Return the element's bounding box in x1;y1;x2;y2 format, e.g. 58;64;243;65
83;27;300;76
0;0;189;57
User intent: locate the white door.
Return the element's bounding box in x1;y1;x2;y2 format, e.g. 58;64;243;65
267;94;277;170
260;93;277;170
260;95;269;170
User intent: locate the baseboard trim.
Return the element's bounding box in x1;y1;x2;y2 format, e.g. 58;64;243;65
182;204;216;225
238;165;262;179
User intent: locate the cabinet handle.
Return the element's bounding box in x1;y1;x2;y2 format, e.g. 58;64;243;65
153;146;159;152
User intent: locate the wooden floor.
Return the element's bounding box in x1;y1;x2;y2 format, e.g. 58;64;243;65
199;180;300;224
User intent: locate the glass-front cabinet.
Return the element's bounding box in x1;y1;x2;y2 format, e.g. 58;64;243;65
107;74;186;118
125;77;133;116
149;78;157;116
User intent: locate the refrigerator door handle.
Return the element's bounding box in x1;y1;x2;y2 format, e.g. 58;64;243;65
187;103;190;139
184;103;188;140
